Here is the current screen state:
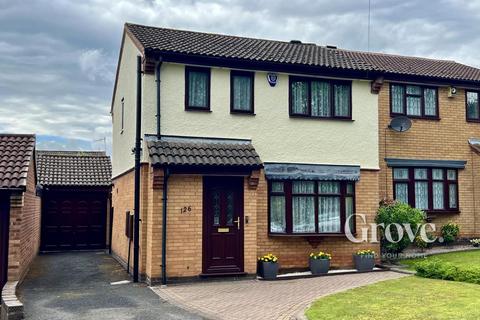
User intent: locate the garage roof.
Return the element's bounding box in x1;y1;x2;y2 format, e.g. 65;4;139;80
0;134;36;190
36;151;112;187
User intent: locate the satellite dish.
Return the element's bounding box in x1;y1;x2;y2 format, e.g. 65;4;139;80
389;116;412;132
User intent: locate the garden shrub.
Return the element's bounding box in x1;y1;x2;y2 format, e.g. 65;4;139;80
414;232;436;250
375;201;426;254
441;222;460;245
415;259;480;285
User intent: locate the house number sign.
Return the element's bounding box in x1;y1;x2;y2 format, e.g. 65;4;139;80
180;206;192;214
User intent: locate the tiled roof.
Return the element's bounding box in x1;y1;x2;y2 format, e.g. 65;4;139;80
0;134;36;189
125;23;480;83
147;137;262;168
36;151;112;187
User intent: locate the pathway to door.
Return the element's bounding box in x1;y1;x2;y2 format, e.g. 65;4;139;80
152;271;407;320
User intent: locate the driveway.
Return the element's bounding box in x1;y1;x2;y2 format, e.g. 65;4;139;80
152;271;407;320
18;252;202;320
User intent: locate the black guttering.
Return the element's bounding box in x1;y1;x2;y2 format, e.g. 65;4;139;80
133;55;142;283
385;158;467;169
155;57;163;138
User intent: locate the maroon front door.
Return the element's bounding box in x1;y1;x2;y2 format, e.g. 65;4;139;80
0;194;10;290
203;177;244;275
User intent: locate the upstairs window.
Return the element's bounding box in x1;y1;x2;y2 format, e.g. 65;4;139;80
230;71;254;113
466;90;480;122
185;66;210;111
289;76;352;119
390;84;438;119
393;167;458;212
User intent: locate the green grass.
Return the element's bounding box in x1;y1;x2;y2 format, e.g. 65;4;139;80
399;249;480;270
305;276;480;320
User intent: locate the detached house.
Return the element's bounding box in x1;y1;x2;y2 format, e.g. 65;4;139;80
110;23;480;283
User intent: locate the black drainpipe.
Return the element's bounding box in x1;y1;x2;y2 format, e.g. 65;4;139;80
155;57;163;139
133;55;142;283
161;167;170;285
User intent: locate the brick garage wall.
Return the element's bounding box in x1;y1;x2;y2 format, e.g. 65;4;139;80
379;84;480;237
111;165;149;277
7;159;41;282
256;170;381;269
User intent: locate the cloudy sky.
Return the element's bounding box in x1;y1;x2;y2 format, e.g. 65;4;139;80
1;0;479;153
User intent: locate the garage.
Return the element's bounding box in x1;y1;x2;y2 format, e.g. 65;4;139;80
36;151;111;251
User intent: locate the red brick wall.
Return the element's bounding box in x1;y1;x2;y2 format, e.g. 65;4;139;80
378;84;480;237
7;159;41;282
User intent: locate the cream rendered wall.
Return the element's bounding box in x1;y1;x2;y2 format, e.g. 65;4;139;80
111;35;141;177
142;63;379;169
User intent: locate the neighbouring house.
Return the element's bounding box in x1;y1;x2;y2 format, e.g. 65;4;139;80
0;134;40;290
110;22;480;283
36;151;112;251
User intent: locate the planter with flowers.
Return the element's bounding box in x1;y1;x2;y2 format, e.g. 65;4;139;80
309;251;331;275
471;239;480;247
353;250;376;272
258;254;279;280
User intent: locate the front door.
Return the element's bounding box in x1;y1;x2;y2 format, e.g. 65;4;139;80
203;177;244;275
0;194;10;290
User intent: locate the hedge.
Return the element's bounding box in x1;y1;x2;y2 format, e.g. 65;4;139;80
415;259;480;285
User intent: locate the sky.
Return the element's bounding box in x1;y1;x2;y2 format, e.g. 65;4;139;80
1;0;480;154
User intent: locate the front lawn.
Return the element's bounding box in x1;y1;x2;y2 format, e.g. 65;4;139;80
399;249;480;270
305;276;480;320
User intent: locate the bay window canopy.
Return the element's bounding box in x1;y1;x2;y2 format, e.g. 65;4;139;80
385;158;466;169
264;163;360;181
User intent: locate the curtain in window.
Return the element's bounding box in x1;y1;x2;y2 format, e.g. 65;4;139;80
415;182;429;210
467;92;479;119
345;196;354;232
449;184;458;208
319;197;341;232
233;76;252;111
292;197;315;232
270;196;286;233
433;182;444;210
334;84;350;117
414;169;428;180
407;96;421;116
424;88;437;116
395;183;408;204
391;85;405;113
188;71;208;107
319;181;340;194
447;170;457;181
393;168;409;180
432;169;443;180
311;81;330;117
291;81;309;114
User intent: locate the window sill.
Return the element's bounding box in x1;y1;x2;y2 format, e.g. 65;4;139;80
425;210;461;215
185;108;212;112
268;232;348;237
289;115;354;122
467;119;480;123
230;111;256;116
390;114;440;121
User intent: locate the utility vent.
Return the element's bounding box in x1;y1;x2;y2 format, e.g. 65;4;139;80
326;45;337;49
290;40;302;44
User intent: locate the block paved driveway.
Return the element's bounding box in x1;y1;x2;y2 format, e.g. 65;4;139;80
152;271;407;320
18;252;202;320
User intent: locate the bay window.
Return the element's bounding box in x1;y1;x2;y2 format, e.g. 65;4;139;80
289;76;352;119
185;66;210;110
268;180;355;235
393;167;458;212
466;90;480;122
390;83;438;119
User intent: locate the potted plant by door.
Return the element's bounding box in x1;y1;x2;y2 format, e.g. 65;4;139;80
258;254;279;280
309;251;331;275
470;239;480;247
354;250;376;272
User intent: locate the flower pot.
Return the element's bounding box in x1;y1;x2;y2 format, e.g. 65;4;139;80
258;261;279;280
473;243;479;248
354;254;375;272
309;258;330;275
